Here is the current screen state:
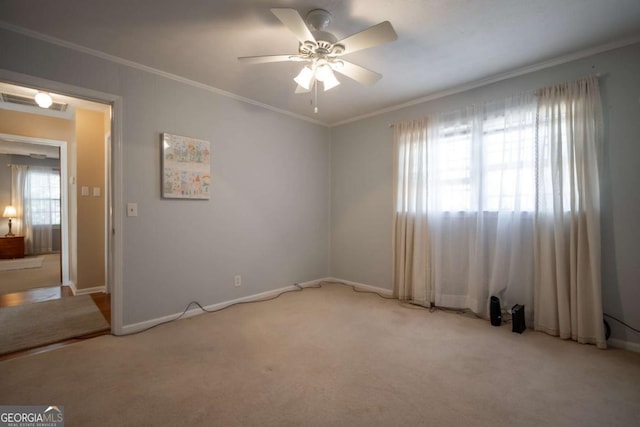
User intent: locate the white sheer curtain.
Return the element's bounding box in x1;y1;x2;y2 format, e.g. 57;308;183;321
393;78;605;347
426;94;537;318
10;165;28;238
25;167;59;254
534;76;605;348
393;95;537;314
10;165;59;254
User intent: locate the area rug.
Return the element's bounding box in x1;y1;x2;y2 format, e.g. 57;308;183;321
0;253;61;294
0;295;110;355
0;256;44;271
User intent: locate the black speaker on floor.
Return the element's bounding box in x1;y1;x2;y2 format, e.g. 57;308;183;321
511;304;526;334
490;296;502;326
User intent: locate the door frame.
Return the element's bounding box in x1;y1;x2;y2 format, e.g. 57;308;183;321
0;133;70;285
0;69;124;335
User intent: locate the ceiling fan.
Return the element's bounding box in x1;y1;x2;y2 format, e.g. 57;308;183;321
238;8;397;95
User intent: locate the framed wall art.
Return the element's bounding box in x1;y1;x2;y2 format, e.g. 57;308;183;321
161;132;211;199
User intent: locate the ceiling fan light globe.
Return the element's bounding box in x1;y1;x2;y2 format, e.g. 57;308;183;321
294;66;314;90
315;64;332;82
323;69;341;91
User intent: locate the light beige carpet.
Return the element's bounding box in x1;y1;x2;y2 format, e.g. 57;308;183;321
0;295;110;355
0;282;638;426
0;253;61;294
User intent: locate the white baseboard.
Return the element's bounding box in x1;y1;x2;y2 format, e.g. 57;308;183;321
120;277;395;335
326;277;394;296
120;283;302;335
68;283;106;296
608;338;640;353
297;277;332;288
120;277;394;335
118;276;637;354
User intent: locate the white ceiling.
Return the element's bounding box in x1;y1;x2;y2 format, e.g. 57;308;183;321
0;81;109;158
2;0;640;126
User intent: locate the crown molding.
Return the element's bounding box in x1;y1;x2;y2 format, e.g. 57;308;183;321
3;20;638;130
330;33;640;127
0;20;328;127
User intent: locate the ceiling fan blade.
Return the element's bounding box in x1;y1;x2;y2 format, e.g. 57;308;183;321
335;21;397;55
237;55;298;64
271;8;316;43
333;60;382;86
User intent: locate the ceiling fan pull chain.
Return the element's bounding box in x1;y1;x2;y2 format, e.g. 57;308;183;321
314;82;319;113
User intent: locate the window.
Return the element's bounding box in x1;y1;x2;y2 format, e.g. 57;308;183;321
393;76;605;346
430;121;474;212
27;168;61;225
481;112;536;212
427;102;537;213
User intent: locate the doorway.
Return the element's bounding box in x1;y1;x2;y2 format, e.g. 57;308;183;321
0;75;122;356
0;134;70;288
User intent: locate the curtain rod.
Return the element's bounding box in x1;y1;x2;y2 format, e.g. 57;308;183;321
7;164;60;170
387;73;605;130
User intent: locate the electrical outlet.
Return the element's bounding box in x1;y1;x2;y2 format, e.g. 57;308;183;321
234;275;242;287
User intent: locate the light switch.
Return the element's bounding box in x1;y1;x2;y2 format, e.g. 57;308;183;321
93;187;101;197
127;203;138;217
81;186;89;196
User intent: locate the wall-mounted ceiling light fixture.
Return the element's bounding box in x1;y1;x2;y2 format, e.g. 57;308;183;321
34;91;53;108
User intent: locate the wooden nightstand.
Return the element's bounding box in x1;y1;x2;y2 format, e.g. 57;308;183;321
0;236;25;259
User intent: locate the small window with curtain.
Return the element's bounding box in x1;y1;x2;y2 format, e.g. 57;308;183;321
27;168;61;226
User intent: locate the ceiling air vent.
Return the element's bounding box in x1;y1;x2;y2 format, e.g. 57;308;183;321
1;92;68;112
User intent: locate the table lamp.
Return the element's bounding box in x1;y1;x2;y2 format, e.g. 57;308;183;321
3;205;16;237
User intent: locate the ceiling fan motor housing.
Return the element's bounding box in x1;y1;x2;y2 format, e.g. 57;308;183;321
306;9;332;31
299;39;344;56
298;10;344;60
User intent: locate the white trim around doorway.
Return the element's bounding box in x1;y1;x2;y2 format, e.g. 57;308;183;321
0;69;124;335
0;132;71;287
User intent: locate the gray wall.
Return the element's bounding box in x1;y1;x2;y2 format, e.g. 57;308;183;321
330;43;640;345
0;28;331;325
